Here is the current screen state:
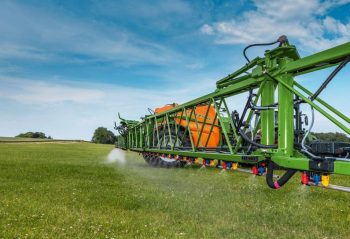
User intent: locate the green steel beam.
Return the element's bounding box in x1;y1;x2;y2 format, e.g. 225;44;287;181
132;148;265;163
204;100;221;148
222;98;239;140
294;81;350;125
216;57;261;88
195;102;211;149
145;77;260;120
260;79;275;146
212;98;233;154
282;42;350;75
273;75;350;135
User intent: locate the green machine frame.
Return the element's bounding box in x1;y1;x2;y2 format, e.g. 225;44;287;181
116;36;350;191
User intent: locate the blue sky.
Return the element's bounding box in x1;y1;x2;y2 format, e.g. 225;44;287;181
0;0;350;140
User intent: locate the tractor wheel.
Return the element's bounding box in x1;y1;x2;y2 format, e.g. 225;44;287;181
153;129;190;168
142;152;160;166
149;154;160;167
143;153;151;164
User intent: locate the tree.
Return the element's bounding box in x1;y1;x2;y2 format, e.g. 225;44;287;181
16;132;51;139
312;132;350;142
92;127;116;144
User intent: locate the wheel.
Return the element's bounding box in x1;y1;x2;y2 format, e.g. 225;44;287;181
149;154;160;167
153;129;190;168
143;153;151;163
142;153;160;167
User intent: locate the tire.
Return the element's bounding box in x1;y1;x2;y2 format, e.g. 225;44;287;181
143;153;151;163
156;130;191;168
149;155;160;167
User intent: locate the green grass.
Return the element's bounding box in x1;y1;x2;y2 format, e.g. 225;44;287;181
1;143;350;238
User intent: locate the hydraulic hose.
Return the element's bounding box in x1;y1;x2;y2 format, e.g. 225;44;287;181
233;91;277;149
243;35;288;63
237;90;254;130
243;41;278;63
301;106;318;158
301;105;350;162
238;129;277;149
310;57;350;101
266;159;297;189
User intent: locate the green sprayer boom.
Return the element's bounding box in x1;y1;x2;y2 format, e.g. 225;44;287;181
115;36;350;192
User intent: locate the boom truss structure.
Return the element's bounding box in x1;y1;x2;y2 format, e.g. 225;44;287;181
115;36;350;191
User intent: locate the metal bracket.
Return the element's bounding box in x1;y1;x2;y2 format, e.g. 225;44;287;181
309;158;335;172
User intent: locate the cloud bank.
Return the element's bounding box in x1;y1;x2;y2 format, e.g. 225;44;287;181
201;0;350;52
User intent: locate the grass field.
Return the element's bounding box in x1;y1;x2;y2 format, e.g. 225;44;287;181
1;142;350;238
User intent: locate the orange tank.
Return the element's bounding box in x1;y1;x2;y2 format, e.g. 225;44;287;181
154;103;221;147
154;103;178;114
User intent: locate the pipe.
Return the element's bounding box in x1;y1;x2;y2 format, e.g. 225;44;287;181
243;35;288;63
243;41;278;63
310;57;350;101
301;106;317;158
266;160;297;189
308;182;350;193
238;129;277;149
301;105;350;161
216;165;280;178
237;90;254;129
249;94;278;110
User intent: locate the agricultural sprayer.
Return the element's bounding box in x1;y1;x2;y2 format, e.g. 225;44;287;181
115;36;350;192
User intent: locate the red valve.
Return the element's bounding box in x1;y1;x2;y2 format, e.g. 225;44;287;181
252;166;258;175
301;171;309;185
222;161;227;170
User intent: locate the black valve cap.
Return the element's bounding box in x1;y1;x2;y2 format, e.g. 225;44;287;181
277;35;288;44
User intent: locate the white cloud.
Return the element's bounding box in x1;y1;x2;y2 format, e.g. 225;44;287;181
0;1;187;66
0;74;215;107
200;24;214;35
0;75;216;140
201;0;350;52
0;78;105;104
323;16;350;36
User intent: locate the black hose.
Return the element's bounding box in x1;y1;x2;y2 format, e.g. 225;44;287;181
148;108;155;114
233;90;277;149
266;159;297;189
238;129;277;149
237;90;253;129
310;57;350;101
243;35;288;63
243;42;278;63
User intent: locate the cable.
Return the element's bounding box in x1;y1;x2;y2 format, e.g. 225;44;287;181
301;106;317;158
238;129;277;149
232;91;277;149
147;108;155;115
243;35;288;63
237;90;254;129
310;57;350;101
300;105;350;161
266;159;297;189
243;41;278;63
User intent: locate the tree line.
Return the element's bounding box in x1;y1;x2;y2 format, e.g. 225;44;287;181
311;132;350;142
16;132;52;139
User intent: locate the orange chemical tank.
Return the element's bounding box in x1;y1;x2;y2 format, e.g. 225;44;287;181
154;103;221;147
154;103;178;114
